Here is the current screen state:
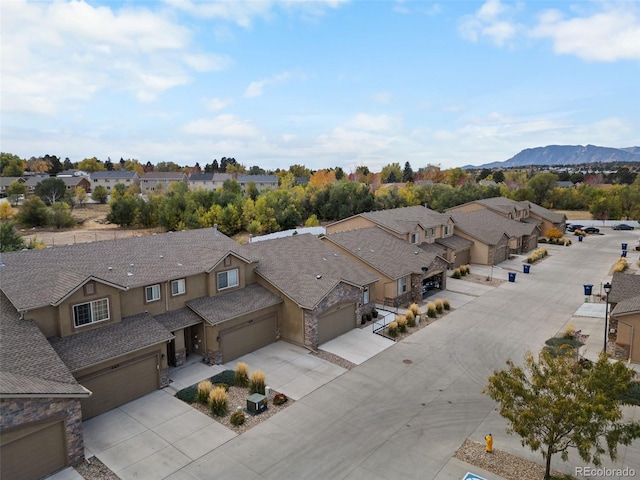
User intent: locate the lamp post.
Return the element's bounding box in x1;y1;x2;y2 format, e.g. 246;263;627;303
603;282;612;353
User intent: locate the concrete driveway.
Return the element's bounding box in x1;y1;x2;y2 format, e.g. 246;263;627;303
57;230;639;480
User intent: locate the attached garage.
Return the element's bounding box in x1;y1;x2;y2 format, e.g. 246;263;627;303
78;354;160;420
1;419;67;480
220;314;277;363
318;303;355;345
453;249;470;268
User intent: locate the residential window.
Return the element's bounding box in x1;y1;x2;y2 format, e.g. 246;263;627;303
74;298;109;327
171;279;186;296
363;286;370;304
145;284;161;302
411;232;419;244
444;225;452;236
217;269;239;290
398;277;407;294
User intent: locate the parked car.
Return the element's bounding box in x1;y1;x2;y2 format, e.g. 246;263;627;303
566;224;584;232
612;223;635;230
583;227;600;234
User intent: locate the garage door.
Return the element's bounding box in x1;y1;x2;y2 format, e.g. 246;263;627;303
318;303;355;345
1;419;67;480
454;249;470;268
220;315;277;363
79;354;160;420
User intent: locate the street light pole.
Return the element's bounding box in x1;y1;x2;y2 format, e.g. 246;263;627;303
603;282;612;354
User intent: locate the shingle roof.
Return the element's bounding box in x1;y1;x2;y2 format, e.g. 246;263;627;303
527;202;566;224
0;293;88;397
435;234;473;251
91;171;139;179
449;210;536;245
186;284;283;325
0;177;24;187
236;175;278;183
154;308;204;332
141;172;187;180
324;227;442;280
610;272;640;304
59;177;88;187
49;313;173;372
611;295;640;316
246;234;379;309
188;173;215;182
358;206;450;234
470;197;566;224
0;228;253;311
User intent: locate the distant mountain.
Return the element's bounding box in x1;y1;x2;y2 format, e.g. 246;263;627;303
467;145;640;169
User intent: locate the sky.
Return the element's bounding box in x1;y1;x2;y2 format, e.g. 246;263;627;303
1;0;639;173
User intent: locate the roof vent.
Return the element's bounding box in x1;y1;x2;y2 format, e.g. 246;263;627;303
177;263;183;267
160;255;164;259
414;251;419;255
322;257;327;261
108;266;113;271
316;275;322;279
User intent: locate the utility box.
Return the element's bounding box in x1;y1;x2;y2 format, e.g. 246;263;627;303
247;393;267;415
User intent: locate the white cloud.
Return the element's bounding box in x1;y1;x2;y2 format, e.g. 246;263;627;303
531;6;640;61
458;0;518;46
183;115;261;137
244;72;298;98
343;114;401;133
183;54;233;72
203;98;234;112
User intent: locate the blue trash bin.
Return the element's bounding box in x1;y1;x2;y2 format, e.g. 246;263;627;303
583;284;593;296
508;272;516;282
578;235;584;242
621;250;627;258
523;264;531;274
622;243;628;251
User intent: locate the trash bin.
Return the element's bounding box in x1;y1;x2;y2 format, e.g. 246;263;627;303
578;235;584;242
523;264;531;274
508;272;516;282
621;250;627;258
622;243;628;251
583;284;593;296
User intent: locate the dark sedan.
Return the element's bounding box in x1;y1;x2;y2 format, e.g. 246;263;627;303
566;224;584;232
583;227;600;234
612;224;635;230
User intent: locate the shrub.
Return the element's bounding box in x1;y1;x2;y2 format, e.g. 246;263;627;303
249;370;266;395
443;298;451;311
427;301;437;318
387;321;399;338
273;393;288;405
612;258;628;273
452;268;461;279
434;299;444;314
208;386;228;417
211;370;236;387
409;303;420;317
371;308;378;318
405;310;416;327
563;323;576;339
460;264;470;276
546;227;563;240
564;238;572;246
196;380;213;404
396;315;407;333
176;385;198;404
214;383;229;392
234;362;249;388
230;410;245;426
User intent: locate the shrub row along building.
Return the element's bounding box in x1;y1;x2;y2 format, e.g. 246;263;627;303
0;199;566;479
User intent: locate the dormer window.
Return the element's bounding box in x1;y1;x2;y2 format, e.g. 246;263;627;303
444;225;452;236
411;232;420;244
74;298;109;327
217;269;239;291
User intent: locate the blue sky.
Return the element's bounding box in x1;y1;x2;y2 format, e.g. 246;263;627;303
1;0;639;173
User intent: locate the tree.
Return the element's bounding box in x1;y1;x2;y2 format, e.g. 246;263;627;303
380;163;402;184
35;178;66;205
0;222;25;252
493;170;505;183
50;202;75;229
309;169;337;188
6;181;26;206
245;181;259;201
527;172;558;205
402;162;414;182
108;196;138;227
0;202;16;220
1;152;26;177
91;185;109;204
484;350;640;480
77;157;106;172
75;187;88;207
16;197;50;227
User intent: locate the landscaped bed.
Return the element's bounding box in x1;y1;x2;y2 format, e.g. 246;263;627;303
175;367;294;434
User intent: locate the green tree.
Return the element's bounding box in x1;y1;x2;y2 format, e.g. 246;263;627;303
50;202;75;229
75;186;88;207
6;181;27;206
484;350;640;480
34;178;66;205
402;162;414;182
77;157;106;172
245;181;259;201
16;197;50;227
0;222;26;252
493;170;505;183
380;163;402;184
108;196;138;227
111;183;127;200
91;185;109;204
527;172;558;205
1;152;26;176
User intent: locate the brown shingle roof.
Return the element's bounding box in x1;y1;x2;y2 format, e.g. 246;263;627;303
359;205;451;234
324;227;442;280
449;210;536;245
0;293;88;397
186;284;282;325
49;313;173;372
435;234;473;251
246;234;379;309
0;228;252;311
155;308;204;332
610;272;640;304
611;295;640;316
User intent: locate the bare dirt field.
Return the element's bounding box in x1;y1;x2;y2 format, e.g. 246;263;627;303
19;203;164;247
553;209;592;220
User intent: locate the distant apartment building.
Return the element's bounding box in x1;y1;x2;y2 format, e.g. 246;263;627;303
91;171;140;192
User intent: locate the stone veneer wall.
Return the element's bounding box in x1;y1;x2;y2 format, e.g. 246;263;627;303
0;397;84;466
160;367;170;387
304;283;362;349
174;348;186;367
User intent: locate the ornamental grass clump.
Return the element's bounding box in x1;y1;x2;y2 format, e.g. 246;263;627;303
612;258;628;273
434;298;444;314
443;298;451;311
426;301;437;318
249;370;266;395
230;410;245;426
405;310;416;328
452;268;461;279
460;264;470;276
234;362;249;388
409;303;420;317
387;321;399;338
196;380;213;404
208;386;228;417
396;315;407;333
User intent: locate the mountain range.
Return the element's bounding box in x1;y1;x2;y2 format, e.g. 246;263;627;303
466;145;640;169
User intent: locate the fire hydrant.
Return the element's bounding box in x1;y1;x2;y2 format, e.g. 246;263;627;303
485;433;493;453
